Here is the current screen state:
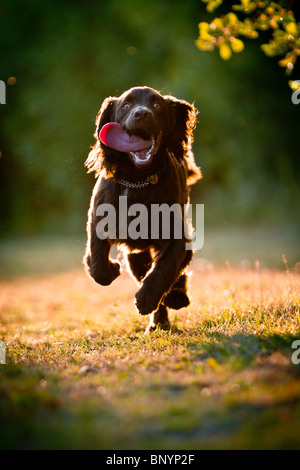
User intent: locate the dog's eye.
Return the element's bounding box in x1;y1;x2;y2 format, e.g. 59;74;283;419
122;102;131;109
153;102;160;109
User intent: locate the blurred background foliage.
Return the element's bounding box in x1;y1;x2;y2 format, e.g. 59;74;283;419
197;0;300;75
0;0;299;267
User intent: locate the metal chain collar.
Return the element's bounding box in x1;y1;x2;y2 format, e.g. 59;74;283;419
119;172;160;189
118;161;167;189
119;177;152;189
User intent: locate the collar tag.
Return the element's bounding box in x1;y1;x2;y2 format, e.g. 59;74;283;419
150;174;159;185
118;161;166;189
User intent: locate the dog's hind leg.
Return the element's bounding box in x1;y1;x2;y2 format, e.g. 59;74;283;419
127;250;170;332
146;304;170;333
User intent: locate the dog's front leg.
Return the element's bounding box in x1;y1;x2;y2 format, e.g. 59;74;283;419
84;195;121;286
135;239;189;315
84;236;120;286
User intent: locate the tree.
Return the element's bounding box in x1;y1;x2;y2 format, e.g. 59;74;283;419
196;0;300;90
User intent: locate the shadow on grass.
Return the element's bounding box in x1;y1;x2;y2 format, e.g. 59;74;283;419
189;330;300;368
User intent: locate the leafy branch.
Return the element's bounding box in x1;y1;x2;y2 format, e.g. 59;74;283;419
196;1;300;89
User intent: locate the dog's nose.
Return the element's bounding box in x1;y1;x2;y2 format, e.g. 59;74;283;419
132;107;150;121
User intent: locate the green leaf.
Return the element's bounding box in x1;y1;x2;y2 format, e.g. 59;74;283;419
231;37;245;53
219;42;232;60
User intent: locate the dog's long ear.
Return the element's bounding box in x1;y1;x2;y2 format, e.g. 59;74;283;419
85;96;118;176
164;96;197;158
94;96;117;138
164;95;202;184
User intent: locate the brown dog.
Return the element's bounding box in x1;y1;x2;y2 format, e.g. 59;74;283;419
84;86;201;331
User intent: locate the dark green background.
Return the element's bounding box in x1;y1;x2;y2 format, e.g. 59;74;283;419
0;0;299;269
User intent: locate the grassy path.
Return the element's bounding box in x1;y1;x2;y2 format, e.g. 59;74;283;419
0;262;300;449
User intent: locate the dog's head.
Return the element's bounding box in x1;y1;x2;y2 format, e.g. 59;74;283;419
86;86;198;177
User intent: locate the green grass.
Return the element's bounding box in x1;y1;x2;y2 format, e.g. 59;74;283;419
0;242;300;449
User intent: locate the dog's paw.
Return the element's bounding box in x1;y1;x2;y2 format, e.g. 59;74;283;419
145;319;170;334
163;288;190;310
105;260;121;285
145;305;170;333
92;260;121;286
134;284;161;316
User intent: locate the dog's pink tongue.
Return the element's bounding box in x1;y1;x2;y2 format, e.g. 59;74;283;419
99;123;152;153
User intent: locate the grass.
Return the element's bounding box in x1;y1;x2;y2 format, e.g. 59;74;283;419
0;233;300;449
